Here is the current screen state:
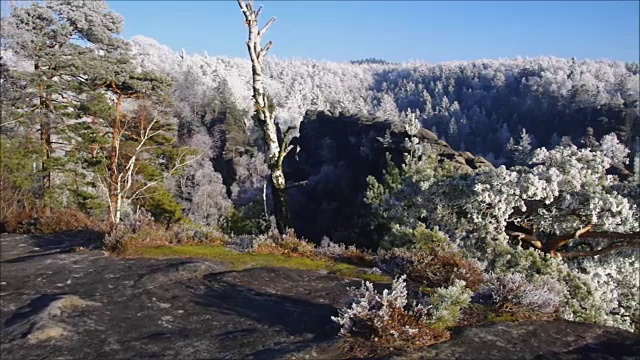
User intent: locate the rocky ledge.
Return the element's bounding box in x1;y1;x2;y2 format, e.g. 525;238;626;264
1;232;638;359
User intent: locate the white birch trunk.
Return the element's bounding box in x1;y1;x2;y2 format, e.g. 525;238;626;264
238;0;292;233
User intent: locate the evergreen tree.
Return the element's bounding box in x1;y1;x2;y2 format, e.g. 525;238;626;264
1;0;126;194
507;128;533;166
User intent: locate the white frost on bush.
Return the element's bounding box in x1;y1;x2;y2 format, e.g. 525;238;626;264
425;279;473;328
600;133;630;167
332;275;472;338
482;273;565;314
332;275;410;337
368;141;638;331
316;236;361;258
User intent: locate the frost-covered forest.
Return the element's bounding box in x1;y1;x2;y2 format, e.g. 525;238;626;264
1;0;639;351
128;34;640;161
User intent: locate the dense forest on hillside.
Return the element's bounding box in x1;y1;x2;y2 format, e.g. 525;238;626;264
1;0;639;354
125;35;640;162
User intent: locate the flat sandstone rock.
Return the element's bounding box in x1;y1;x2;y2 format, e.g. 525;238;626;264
1;233;638;359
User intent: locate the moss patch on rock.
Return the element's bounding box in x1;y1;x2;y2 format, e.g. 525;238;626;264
134;245;390;282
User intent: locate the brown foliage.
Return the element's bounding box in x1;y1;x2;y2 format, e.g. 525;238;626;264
457;303;556;329
3;208;104;234
378;248;486;292
343;304;450;358
2;208;33;233
104;221;227;255
104;222;172;254
253;228;318;258
316;239;377;267
331;247;376;268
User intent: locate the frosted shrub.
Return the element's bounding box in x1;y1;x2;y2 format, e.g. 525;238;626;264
426;279;474;329
224;226;281;253
420;145;639;331
169;223;227;245
486;241;613;326
332;275;470;356
600;133;630;167
316;237;375;265
317;236;357;257
481;273;564;316
225;235;257;253
571;254;640;332
332;275;411;337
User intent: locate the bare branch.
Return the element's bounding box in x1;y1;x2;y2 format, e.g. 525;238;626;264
505;230;543;249
128;151;202;202
559;241;640;259
274;126;296;166
259;40;273;59
238;0;289;233
543;223;593;253
258;17;276;38
237;0;250;20
285;180;308;190
255;5;263;19
0;119;22;127
579;231;640;241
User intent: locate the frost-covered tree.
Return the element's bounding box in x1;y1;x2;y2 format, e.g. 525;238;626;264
634;137;640;185
230;151;270;206
175;133;231;226
128;32;639;167
75;36;198;225
600;133;630;168
375;92;400;121
237;0;296;234
1;0;128;191
506;128;533;166
368;135;639;330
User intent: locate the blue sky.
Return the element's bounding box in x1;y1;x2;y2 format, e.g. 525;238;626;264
106;0;639;63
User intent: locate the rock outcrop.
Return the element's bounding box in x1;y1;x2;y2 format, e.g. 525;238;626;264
396;320;640;360
1;232;638;359
284;110;493;246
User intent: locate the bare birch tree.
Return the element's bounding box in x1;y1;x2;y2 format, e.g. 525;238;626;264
237;0;295;234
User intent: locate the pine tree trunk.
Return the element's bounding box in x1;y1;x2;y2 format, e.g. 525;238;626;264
39;117;51;190
108;92;124;224
36;62;52;192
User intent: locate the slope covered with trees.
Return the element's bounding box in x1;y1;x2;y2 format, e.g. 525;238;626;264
1;0;638;353
126;35;640;163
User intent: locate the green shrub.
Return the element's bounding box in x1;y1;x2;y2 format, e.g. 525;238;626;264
219;202;270;236
140;185;184;228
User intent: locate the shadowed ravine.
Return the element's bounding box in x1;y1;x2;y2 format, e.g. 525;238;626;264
1;232;639;360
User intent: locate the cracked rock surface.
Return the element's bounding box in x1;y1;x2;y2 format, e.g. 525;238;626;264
1;232;638;360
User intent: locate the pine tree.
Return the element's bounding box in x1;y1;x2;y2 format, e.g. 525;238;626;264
1;0;127;194
549;132;561;149
507;128;533;166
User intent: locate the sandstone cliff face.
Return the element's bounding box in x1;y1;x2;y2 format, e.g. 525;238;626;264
284;110;493;246
414;128;494;173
